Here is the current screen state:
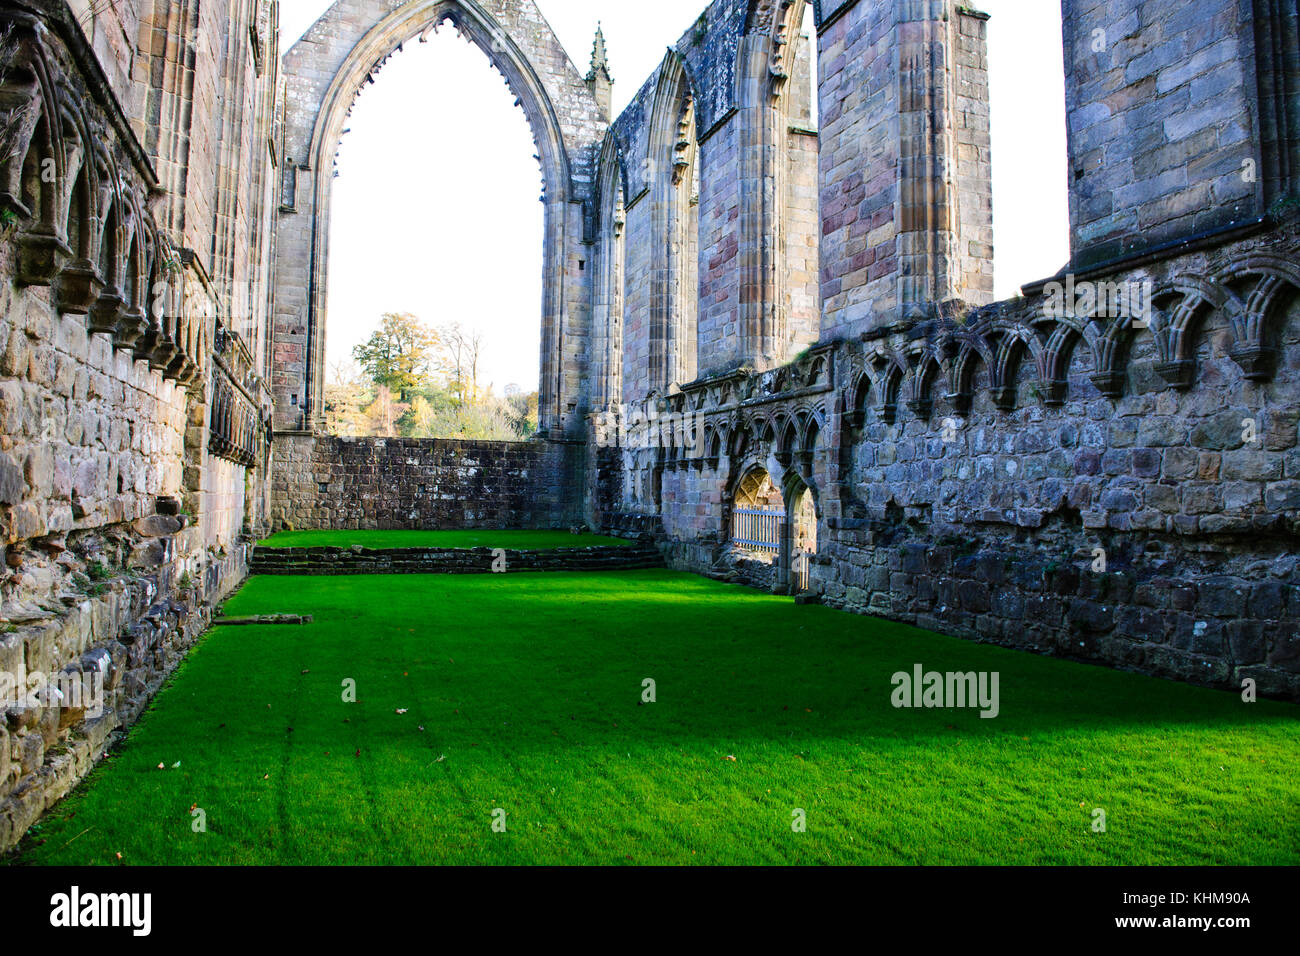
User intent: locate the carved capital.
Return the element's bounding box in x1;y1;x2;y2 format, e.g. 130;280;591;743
1155;359;1195;390
55;259;103;315
1228;344;1278;381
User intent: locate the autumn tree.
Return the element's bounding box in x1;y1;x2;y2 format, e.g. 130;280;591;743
352;312;441;401
363;385;410;438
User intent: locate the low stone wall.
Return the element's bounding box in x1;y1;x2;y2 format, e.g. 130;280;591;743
250;543;664;575
271;435;584;531
0;534;251;853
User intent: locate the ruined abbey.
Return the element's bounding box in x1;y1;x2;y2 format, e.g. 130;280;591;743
0;0;1297;851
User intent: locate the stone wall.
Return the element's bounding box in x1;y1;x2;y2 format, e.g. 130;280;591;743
610;223;1300;702
1060;0;1300;273
0;2;275;851
271;435;583;531
815;0;1001;339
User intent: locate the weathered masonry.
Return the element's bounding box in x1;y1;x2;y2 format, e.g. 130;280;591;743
1;0;1298;851
0;0;278;849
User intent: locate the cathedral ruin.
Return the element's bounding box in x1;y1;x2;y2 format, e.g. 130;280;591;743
0;0;1297;851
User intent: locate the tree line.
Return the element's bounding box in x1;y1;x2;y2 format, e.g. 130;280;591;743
324;312;539;441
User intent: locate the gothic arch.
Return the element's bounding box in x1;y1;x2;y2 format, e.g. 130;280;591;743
647;50;700;391
274;0;605;434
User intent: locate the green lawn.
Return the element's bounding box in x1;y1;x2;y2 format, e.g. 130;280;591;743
10;570;1298;865
258;529;633;550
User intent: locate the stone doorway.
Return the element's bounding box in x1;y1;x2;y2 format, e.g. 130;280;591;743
789;482;817;593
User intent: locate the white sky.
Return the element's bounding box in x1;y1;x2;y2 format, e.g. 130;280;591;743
277;0;1069;394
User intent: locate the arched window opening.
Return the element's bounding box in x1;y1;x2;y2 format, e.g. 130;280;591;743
647;53;699;392
323;26;544;440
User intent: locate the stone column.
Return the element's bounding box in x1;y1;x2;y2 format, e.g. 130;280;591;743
817;0;992;339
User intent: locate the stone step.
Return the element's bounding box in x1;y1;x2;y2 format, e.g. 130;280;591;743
248;544;666;576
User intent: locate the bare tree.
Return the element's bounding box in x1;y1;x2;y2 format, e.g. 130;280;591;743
439;321;485;406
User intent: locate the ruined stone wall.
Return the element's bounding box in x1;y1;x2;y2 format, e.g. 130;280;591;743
251;541;663;575
620;136;655;404
609;0;815;400
271;435;582;532
0;537;249;851
815;1;995;339
0;2;276;851
620;220;1300;703
64;0;142;96
597;0;1300;703
785;121;821;350
953;6;994;302
697;113;741;377
0;287;187;535
816;0;903;338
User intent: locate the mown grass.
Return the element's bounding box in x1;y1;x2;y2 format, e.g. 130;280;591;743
258;529;633;550
10;570;1298;866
